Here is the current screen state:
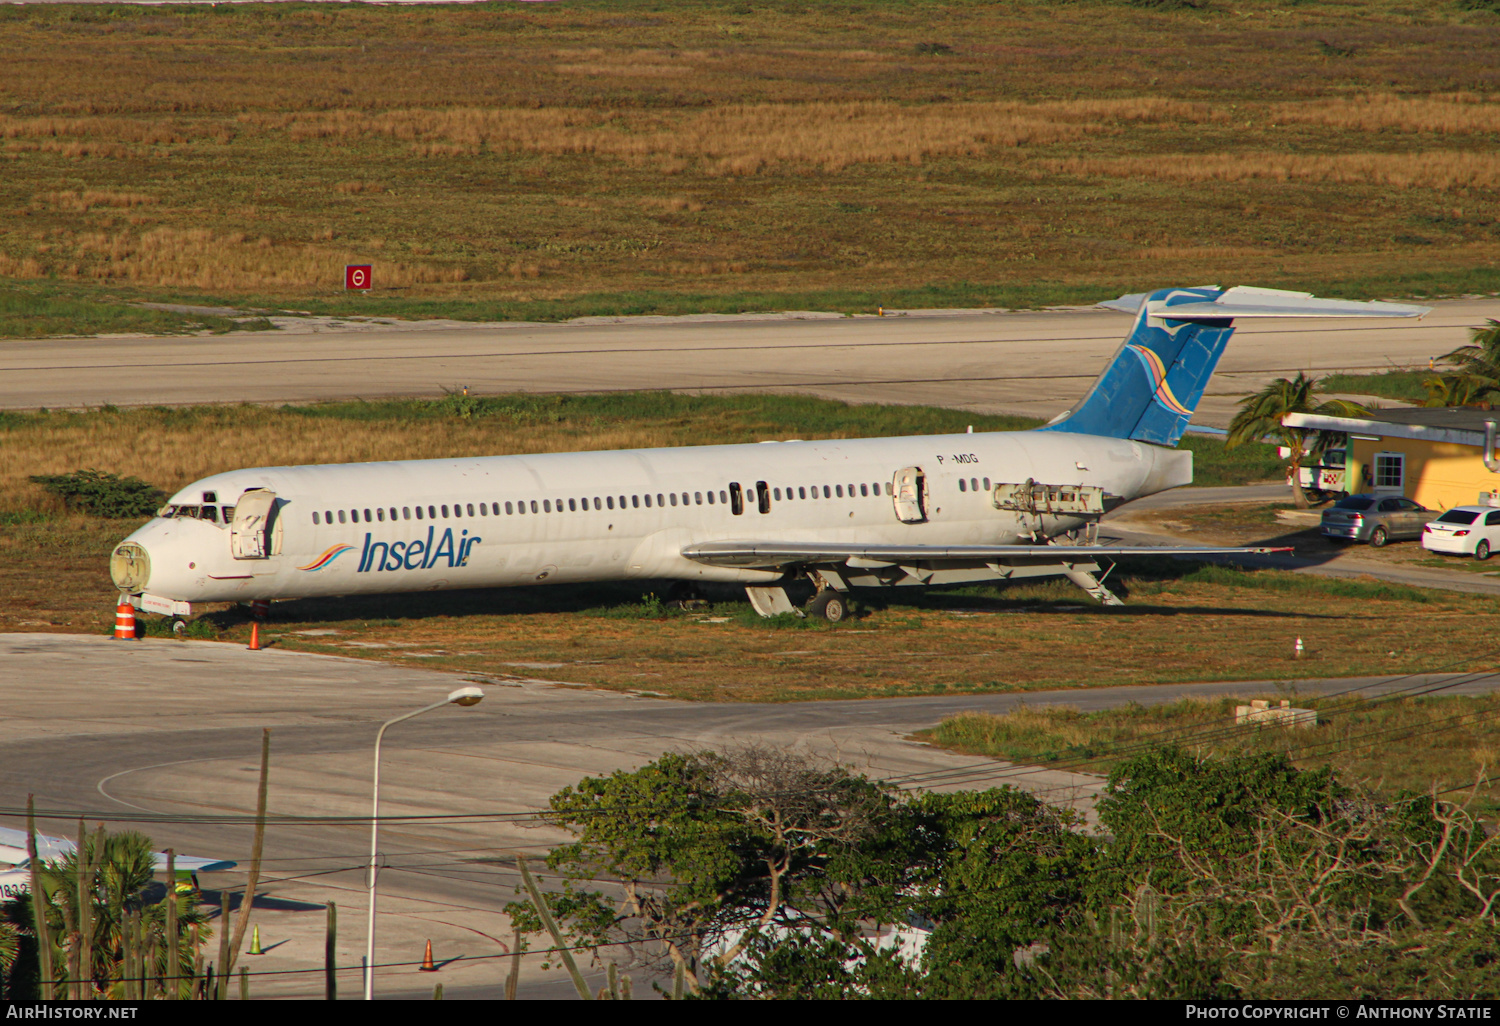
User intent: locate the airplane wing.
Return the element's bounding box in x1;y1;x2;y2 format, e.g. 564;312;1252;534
0;825;235;873
682;540;1290;570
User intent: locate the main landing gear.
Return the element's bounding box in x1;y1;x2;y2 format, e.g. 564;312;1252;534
806;590;849;623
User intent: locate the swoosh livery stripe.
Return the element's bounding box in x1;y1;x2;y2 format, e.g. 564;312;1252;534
1125;344;1193;417
297;544;356;572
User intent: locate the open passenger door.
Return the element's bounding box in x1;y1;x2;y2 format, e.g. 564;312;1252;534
892;467;926;524
230;489;279;560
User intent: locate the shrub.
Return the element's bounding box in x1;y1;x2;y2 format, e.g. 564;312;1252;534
28;469;165;518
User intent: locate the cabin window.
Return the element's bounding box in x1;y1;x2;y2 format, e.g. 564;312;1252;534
567;498;575;511
312;512;320;525
607;496;615;509
503;502;512;515
402;507;410;520
971;478;978;492
466;503;474;516
885;482;893;495
692;492;701;505
796;487;805;499
324;510;333;523
439;505;448;517
773;488;782;501
959;479;967;492
681;493;689;505
847;484;855;496
377;508;385;522
669;493;678;506
823;485;831;498
360;509;368;522
525;500;534;513
632;495;640;508
706;491;715;505
543;500;551;513
427;505;436;519
389;508;397;520
200;506;219;523
415;506;424;520
983;478;991;491
644;494;652;508
454;505;462;518
591;497;599;510
479;504;488;516
861;484;870;496
835;485;844;497
338;510;347;524
656;493;664;506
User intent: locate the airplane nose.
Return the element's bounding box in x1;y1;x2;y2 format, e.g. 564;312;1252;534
110;542;151;592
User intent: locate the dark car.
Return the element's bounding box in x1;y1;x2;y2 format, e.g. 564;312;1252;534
1319;493;1432;546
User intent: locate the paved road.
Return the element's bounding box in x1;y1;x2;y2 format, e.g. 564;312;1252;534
5;298;1495;426
0;632;1493;997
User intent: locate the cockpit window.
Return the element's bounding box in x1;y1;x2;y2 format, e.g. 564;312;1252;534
201;506;219;523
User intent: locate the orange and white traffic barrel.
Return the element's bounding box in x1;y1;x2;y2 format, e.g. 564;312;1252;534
113;601;137;640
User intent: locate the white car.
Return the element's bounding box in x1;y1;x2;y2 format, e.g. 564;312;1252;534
1422;506;1500;560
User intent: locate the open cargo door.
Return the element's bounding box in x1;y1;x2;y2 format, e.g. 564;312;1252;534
230;489;278;560
892;467;926;524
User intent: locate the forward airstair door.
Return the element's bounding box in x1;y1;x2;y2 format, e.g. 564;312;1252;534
893;467;926;524
230;489;278;560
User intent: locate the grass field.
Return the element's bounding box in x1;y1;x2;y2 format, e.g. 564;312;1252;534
1;0;1499;335
926;693;1500;812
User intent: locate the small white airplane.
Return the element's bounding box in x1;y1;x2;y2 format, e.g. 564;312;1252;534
0;825;236;900
108;287;1428;622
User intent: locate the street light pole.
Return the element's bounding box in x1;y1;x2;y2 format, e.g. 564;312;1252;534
365;686;484;1001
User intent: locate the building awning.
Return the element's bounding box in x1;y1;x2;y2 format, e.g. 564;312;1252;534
1283;412;1494;449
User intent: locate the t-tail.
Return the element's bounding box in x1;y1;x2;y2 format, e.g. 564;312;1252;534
1041;285;1431;448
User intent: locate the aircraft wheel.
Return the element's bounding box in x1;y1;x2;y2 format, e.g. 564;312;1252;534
1478;540;1491;562
667;582;707;610
171;618;187;636
808;590;848;623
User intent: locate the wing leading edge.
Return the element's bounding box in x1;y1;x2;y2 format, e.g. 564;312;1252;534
682;540;1291;570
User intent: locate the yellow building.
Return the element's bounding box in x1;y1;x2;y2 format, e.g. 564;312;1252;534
1285;408;1500;512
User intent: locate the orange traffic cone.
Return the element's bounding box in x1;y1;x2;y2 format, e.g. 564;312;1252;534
419;940;438;972
113;602;136;640
248;622;261;651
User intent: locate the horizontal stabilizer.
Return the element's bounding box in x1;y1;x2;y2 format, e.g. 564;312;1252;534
683;540;1290;570
1101;285;1430;322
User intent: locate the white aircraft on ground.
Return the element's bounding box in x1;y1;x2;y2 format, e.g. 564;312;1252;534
108;287;1428;622
0;825;236;901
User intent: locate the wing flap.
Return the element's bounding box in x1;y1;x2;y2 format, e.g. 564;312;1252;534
683;540;1291;570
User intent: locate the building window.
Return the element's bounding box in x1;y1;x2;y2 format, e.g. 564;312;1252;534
1374;452;1405;490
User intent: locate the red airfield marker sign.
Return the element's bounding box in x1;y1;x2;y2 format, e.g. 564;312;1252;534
345;265;372;291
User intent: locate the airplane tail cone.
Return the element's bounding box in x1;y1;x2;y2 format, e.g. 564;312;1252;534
419;939;438;972
249;924;264;956
248;622;261;652
113;602;136;641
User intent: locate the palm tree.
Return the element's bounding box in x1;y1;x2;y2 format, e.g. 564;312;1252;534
8;828;212;999
1425;319;1500;406
1226;373;1369;509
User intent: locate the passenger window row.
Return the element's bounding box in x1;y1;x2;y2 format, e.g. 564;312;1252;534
957;477;993;493
308;479;895;526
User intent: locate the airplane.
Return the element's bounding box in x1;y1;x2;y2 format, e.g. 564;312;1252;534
107;286;1429;623
0;825;236;901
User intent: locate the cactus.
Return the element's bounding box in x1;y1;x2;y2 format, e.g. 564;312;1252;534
504;924;521;1000
27;797;55;1000
325;901;337;1001
165;849;179;1001
514;852;591;1000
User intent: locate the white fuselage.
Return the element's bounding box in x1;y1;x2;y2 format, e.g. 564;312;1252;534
117;429;1189;605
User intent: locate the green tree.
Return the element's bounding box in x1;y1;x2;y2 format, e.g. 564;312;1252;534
1225;373;1368;508
6;829;212;999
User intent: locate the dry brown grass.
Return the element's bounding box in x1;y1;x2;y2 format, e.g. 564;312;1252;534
11;228;467;290
1041;151;1500;194
36;190;158;212
1271;93;1500;134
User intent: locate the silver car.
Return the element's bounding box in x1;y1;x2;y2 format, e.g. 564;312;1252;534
1320;493;1432;546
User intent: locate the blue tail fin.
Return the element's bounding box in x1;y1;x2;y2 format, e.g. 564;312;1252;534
1041;286;1233;447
